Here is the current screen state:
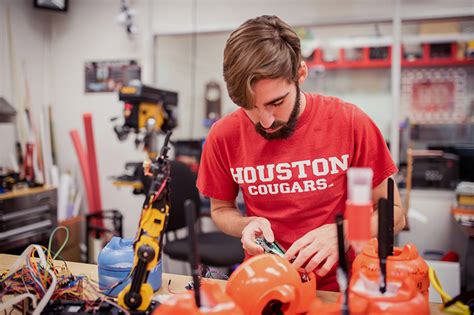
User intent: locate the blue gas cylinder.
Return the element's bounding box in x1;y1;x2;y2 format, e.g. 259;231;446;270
98;237;162;296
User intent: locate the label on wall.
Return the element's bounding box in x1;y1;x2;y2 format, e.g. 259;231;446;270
85;60;141;93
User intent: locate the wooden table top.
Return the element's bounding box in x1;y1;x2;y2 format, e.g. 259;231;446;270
0;186;55;200
0;254;445;314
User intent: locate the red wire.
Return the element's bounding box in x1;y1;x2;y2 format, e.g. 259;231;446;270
151;176;169;204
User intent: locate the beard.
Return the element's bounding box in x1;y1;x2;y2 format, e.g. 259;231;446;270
254;84;301;140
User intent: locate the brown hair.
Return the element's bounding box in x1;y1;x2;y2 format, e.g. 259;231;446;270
223;15;302;109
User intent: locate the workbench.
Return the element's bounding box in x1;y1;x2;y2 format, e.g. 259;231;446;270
0;254;446;314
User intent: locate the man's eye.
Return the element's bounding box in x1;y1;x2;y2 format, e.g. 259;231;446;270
272;101;284;106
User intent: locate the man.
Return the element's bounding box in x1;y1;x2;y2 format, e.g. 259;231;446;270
196;15;405;291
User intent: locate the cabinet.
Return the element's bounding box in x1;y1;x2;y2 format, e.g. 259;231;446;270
0;187;57;253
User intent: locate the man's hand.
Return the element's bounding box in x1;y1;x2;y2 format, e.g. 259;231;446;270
284;223;339;276
241;217;274;255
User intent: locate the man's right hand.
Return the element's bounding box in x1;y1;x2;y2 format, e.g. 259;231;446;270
241;217;275;255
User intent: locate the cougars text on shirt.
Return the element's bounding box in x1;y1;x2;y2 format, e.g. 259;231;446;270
230;154;349;196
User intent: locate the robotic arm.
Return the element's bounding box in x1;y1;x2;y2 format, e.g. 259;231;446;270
117;131;172;311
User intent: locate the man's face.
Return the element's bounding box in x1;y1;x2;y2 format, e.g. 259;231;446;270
244;78;302;140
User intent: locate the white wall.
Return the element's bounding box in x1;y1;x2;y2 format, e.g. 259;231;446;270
0;0;51;166
155;33;232;139
151;0;474;34
48;0;154;239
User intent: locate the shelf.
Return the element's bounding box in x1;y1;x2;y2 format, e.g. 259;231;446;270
302;33;474;50
306;43;474;71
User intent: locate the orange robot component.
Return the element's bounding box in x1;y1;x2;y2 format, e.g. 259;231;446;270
152;280;244;315
307;274;430;315
225;254;317;315
352;238;430;299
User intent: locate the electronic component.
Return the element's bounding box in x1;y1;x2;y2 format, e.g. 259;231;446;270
255;237;286;257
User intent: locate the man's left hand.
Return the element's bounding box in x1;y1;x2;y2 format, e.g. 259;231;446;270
284;223;339;276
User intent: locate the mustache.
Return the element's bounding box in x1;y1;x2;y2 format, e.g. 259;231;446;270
256;120;287;130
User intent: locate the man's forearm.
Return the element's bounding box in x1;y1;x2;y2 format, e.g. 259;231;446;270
211;206;253;237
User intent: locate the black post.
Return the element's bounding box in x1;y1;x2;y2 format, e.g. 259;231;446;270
185;199;201;308
336;214;349;315
387;178;394;256
378;198;389;294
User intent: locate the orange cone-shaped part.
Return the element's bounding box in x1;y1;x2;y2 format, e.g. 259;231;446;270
225;254;317;315
352;238;430;299
153;281;243;314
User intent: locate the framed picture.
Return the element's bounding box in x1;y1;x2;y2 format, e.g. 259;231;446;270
85;60;141;93
33;0;68;12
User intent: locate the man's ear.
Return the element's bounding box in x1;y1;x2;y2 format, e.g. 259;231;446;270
298;61;309;84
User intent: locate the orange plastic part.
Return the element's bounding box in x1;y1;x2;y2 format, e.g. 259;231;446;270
152;280;243;314
225;254;317;315
352;238;430;298
307;274;430;315
345;202;372;243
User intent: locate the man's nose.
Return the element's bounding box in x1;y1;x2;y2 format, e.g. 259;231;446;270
259;108;275;128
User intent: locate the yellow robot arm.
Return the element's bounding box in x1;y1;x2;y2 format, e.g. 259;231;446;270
117;131;172;311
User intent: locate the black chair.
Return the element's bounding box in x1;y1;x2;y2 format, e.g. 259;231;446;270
163;160;244;270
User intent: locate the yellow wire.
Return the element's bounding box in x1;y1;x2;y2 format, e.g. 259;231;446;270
429;267;469;315
48;226;70;260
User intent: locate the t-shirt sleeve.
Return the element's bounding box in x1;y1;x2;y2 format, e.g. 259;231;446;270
196;126;239;201
351;106;398;187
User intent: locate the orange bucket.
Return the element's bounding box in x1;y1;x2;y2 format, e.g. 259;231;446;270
307;273;429;315
352;238;430;299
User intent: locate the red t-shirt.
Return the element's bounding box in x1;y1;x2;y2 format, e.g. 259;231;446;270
197;92;397;290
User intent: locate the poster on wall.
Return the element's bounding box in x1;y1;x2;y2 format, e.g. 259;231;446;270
85;60;141;93
401;68;467;124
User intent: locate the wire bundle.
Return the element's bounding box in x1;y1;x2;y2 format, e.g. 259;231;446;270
0;227;129;315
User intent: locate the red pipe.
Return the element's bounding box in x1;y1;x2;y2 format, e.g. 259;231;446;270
83;113;103;212
70;130;103;226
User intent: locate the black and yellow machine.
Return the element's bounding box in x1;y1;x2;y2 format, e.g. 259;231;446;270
117;131;173;311
111;81;178;193
114;81;178;159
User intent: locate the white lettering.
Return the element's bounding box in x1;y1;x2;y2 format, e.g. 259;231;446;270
276;163;292;180
230;167;244;184
291;160;311;179
243;167;257;183
303;180;317;192
316;178;328;190
329;154;349;174
256;164;275;182
268;184;279;195
280;182;291;193
312;159;329;176
290;181;304;193
257;185;268;195
248;186;258;195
